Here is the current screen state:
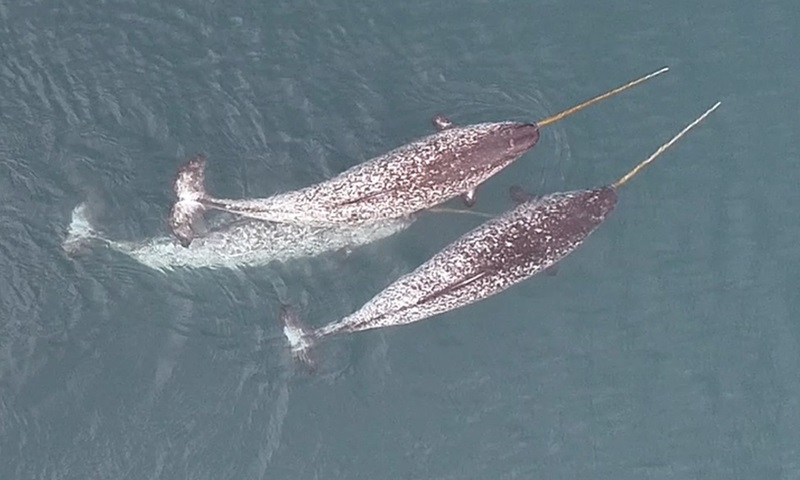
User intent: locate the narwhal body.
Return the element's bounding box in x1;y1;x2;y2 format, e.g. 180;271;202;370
170;68;669;247
169;121;535;246
281;102;721;365
63;202;414;271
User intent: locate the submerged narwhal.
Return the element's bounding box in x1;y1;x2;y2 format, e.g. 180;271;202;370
62;201;415;271
280;101;721;365
170;68;669;247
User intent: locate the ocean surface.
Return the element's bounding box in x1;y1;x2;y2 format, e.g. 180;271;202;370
1;0;798;479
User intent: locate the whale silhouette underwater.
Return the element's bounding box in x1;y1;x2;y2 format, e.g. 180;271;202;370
170;67;669;248
62;201;415;271
279;102;721;368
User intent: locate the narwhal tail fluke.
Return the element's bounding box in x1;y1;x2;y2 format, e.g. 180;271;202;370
63;202;100;257
279;305;321;372
169;153;210;247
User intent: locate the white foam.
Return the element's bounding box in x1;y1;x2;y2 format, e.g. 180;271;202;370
63;202;99;255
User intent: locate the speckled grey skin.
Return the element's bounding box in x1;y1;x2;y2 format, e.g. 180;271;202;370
64;202;414;271
280;98;721;366
173;67;673;248
170;118;540;247
282;186;617;359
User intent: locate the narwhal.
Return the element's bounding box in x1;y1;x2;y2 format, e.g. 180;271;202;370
170;68;669;247
62;201;415;271
280;101;721;366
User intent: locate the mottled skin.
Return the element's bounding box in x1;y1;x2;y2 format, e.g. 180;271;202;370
208;121;537;224
170;118;539;246
172;67;673;247
283;186;617;355
65;203;414;271
280;98;721;363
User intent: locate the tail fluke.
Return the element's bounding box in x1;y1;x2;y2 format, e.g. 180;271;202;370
169;153;209;247
63;202;99;257
279;305;319;372
169;200;206;248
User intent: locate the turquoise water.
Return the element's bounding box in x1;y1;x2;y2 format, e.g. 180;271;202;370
1;0;798;478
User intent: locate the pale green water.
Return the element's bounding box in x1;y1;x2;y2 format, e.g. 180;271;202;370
1;1;798;479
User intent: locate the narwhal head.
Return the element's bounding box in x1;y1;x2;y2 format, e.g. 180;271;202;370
466;122;540;170
426;121;540;185
489;122;541;162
